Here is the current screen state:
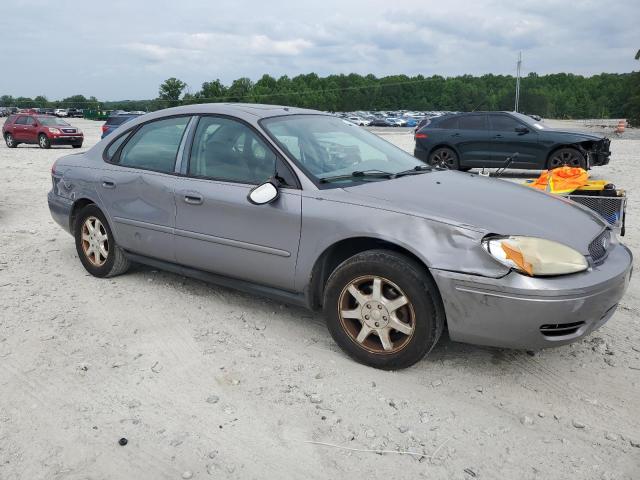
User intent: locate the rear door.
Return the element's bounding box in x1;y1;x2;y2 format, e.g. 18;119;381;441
454;114;491;167
12;116;30;141
97;116;191;262
488;113;544;168
173;115;302;290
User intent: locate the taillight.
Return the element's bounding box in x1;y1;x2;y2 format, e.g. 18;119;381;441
415;132;428;139
101;125;108;133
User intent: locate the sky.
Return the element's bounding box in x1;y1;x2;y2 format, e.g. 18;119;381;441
0;0;638;101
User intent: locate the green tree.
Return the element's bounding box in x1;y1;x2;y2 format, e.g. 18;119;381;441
158;77;187;106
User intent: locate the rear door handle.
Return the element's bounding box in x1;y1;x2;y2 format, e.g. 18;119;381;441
493;134;503;139
451;133;460;137
182;191;204;205
100;177;116;189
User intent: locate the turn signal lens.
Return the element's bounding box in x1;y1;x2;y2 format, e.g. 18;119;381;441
482;236;588;276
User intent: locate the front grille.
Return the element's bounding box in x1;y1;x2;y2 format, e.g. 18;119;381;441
540;321;585;338
588;230;611;263
62;128;76;133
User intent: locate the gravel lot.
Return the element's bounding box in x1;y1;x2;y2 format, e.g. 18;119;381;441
1;118;639;479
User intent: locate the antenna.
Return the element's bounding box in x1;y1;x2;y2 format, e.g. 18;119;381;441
514;51;522;112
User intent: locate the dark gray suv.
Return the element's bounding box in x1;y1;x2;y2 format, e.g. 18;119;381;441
47;104;631;369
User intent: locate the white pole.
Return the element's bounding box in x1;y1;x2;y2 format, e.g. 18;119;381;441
515;51;522;112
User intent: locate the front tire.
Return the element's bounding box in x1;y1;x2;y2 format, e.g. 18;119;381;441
323;249;444;370
428;147;460;170
4;133;17;148
38;134;51;149
72;143;83;149
74;205;130;278
547;147;586;170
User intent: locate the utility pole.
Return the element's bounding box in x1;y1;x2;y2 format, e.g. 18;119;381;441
514;51;522;112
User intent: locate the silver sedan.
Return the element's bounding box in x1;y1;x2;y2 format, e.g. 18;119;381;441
48;104;632;369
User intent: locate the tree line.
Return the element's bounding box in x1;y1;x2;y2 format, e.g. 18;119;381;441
2;71;639;124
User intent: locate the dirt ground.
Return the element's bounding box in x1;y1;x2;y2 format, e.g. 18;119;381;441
0;118;638;480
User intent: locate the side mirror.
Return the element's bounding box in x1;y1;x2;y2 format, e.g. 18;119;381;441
515;126;529;134
247;181;279;205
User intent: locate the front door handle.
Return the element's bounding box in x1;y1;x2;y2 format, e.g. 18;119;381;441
493;134;503;139
451;133;460;137
100;177;116;189
182;191;204;205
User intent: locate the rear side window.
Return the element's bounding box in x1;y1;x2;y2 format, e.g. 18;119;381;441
437;117;458;129
489;115;522;131
118;117;189;173
105;132;132;161
458;115;486;130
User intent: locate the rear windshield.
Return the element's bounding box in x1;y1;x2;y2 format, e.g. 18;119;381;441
106;115;133;126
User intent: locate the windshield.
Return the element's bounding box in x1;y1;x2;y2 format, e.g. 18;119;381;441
261;115;425;185
511;112;545;130
38;117;70;126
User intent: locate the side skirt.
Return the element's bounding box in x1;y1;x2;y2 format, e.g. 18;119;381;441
124;251;310;309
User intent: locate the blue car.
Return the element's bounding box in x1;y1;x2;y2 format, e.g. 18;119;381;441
101;113;143;139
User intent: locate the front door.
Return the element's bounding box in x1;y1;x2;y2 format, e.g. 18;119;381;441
488;114;544;168
173;116;302;291
96;116;191;262
21;116;38;144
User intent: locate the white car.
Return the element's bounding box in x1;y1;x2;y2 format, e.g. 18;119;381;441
54;109;68;117
347;116;370;126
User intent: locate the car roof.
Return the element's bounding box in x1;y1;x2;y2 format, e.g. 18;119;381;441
143;103;326;122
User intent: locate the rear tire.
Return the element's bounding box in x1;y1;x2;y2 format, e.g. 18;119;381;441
4;133;17;148
547;147;586;170
38;134;51;149
72;143;83;149
428;147;460;170
323;249;444;370
74;204;130;278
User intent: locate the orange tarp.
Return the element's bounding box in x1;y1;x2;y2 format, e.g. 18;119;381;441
528;166;589;194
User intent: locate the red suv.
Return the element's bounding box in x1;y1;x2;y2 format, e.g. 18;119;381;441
3;114;83;149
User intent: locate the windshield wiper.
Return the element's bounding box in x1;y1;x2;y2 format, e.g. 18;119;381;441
394;164;432;177
319;169;395;183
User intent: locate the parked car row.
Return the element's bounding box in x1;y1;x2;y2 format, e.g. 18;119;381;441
0;107;84;118
47;103;630;370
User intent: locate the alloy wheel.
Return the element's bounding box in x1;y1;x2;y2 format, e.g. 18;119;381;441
39;135;48;148
549;150;582;168
5;134;13;147
338;275;415;354
81;216;109;267
430;148;456;169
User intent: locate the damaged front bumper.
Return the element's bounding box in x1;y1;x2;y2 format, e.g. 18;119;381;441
585;138;611;167
431;242;632;350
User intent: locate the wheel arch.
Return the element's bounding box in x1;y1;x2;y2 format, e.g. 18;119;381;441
69;198;100;233
306;236;439;311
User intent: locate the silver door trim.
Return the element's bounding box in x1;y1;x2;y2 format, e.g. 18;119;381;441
174;228;291;257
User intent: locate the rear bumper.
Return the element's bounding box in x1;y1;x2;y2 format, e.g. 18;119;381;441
431;243;632;350
50;135;83;145
47;191;73;234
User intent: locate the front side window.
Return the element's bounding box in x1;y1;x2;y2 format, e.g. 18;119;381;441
458;115;486;130
188;117;277;184
261;115;424;185
490;115;521;131
118;117;189;173
14;116;27;125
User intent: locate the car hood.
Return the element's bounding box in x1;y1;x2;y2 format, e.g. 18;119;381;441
542;128;606;141
340;170;606;254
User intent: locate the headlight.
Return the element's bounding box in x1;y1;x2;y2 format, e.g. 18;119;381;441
482;236;588;276
48;128;61;134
